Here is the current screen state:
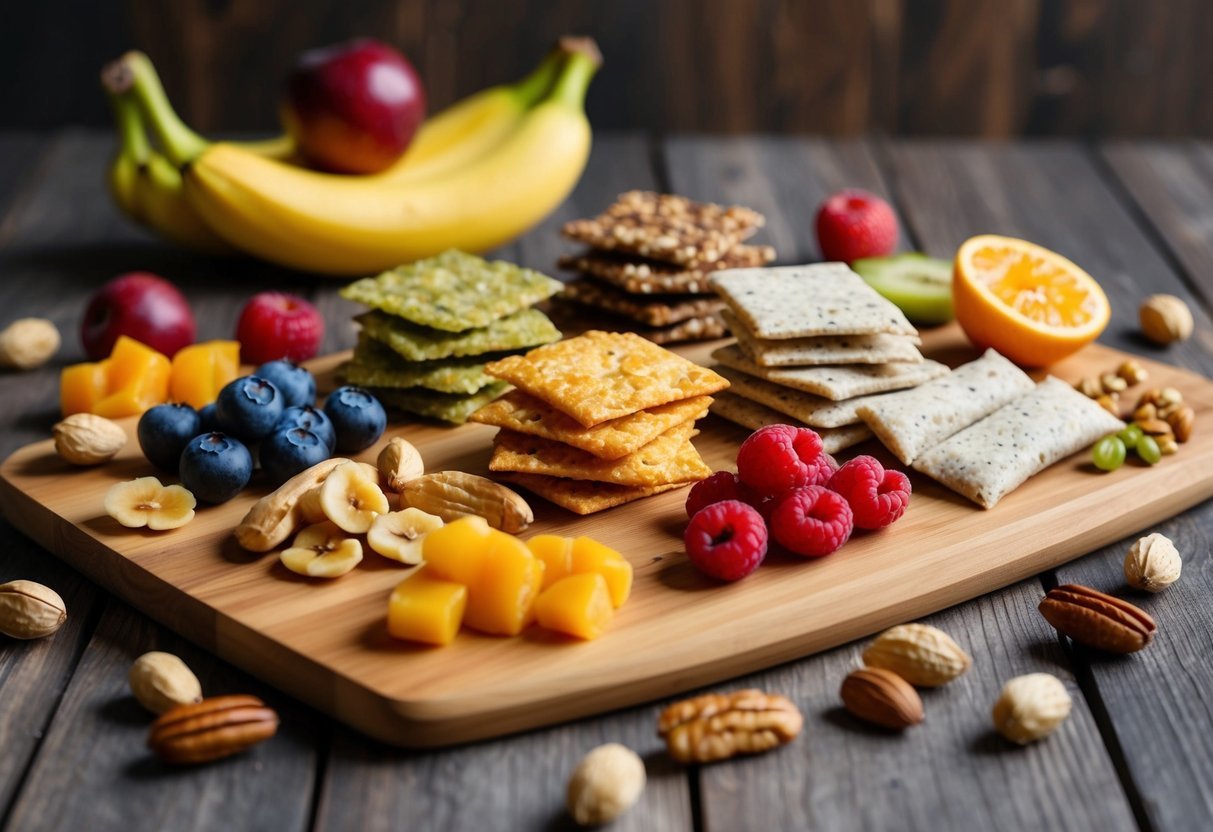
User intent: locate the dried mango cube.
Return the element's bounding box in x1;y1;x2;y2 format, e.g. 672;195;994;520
60;359;111;416
421;515;494;585
462;532;544;636
388;571;467;646
570;536;632;608
534;573;614;641
527;534;573;589
170;340;241;408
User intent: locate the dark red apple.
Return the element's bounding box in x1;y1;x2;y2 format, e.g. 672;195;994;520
81;272;196;359
281;39;426;175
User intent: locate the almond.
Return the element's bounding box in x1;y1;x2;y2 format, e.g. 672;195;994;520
839;667;923;730
1038;584;1156;654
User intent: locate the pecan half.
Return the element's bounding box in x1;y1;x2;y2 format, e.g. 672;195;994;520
148;694;279;764
656;688;802;763
1038;584;1156;654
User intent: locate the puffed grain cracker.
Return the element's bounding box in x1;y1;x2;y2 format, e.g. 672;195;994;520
709;393;873;454
713;344;948;400
496;472;686;515
558;245;775;295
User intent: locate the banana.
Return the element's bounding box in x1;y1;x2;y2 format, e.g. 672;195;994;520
104;477;196;531
280;521;363;578
319;461;390;533
367;507;444;564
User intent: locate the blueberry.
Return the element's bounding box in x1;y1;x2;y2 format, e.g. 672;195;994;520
275;405;336;452
254;359;316;408
323;386;386;452
137;403;201;472
260;428;331;485
198;402;222;433
215;375;285;443
179;432;253;504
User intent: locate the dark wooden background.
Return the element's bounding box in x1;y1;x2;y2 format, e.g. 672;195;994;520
4;0;1212;137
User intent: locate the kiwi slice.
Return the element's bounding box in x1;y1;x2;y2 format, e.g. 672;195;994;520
852;253;954;325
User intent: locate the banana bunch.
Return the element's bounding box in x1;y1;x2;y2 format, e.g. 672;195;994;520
103;40;600;275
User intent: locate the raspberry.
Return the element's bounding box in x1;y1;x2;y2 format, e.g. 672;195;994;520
236;292;325;365
769;485;854;558
685;471;743;519
828;455;911;529
814;189;898;263
736;424;825;496
684;500;768;581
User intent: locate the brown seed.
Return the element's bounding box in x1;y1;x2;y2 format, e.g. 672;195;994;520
1038;584;1156;654
1166;405;1194;443
1116;360;1148;386
148;694;279;764
839;668;924;730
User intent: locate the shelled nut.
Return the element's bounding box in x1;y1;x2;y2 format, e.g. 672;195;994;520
861;623;972;687
566;743;645;826
1099;372;1127;394
1075;377;1102;398
1124;533;1181;593
1038;584;1156;654
0;580;67;639
148;694;278;764
1166;405;1194;443
840;668;924;730
1095;395;1119;416
1116;360;1148;385
992;673;1072;744
657;689;802;763
129;652;203;714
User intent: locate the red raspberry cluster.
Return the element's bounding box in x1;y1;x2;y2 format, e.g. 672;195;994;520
683;424;912;581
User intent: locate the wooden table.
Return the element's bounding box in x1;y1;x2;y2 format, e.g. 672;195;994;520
0;132;1210;832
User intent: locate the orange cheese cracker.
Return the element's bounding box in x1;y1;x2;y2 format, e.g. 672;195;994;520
497;472;687;515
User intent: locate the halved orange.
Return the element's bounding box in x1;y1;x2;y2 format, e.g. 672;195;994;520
953;235;1110;367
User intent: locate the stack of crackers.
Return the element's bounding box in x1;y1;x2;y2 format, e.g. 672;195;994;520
556;191;775;344
706;263;952;454
338;250;563;424
470;330;729;514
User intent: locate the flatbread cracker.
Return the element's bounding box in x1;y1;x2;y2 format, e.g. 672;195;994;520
912;377;1125;509
722;309;923;366
713;344;949;401
470;390;712;460
340;250;562;332
560;279;725;327
717;367;888;428
357;309;560;362
489;421;710;487
711;263;917;338
709;393;873;454
562;191;764;268
486;331;729;427
857;349;1035;465
558;245;775;295
341;336;494;395
496;472;687;515
374;382;510;425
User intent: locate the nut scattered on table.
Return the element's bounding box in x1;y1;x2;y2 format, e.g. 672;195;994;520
839;667;924;730
129;651;203;714
0;317;60;370
52;412;127;465
1116;359;1148;386
861;623;972;687
1124;533;1182;593
376;436;425;492
402;471;533;533
0;579;67;639
147;694;279;764
566;743;646;827
657;688;802;763
1139;294;1193;345
1038;584;1156;654
991;673;1072;744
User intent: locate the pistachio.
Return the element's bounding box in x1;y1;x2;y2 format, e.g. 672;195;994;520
0;580;67;639
52;413;127;465
129;652;203;714
1124;533;1181;593
1116;359;1148;386
1139;294;1193;345
1099;372;1127;394
992;673;1072;744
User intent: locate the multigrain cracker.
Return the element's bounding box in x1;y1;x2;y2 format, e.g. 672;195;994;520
340;250;562;332
558;245;776;295
912;377;1125;509
717;367;888;428
357;309;560;362
375;382;511;425
630;314;730;344
560;279;726;327
470;390;712;460
562;191;765;268
713;344;948;401
711;264;917;338
496;472;686;515
857;349;1035;464
722;309;923;367
486;331;729;426
341;336;494;395
709;393;873;454
488;422;711;487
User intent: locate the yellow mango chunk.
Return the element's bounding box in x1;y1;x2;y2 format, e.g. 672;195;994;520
421;515;494;585
570;536;633;608
463;532;545;636
60;359;111;416
106;336;169;394
534;573;614;641
170;340;241;408
388;571;467;646
527;534;573;590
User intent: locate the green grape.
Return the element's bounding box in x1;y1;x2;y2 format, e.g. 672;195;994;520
1092;436;1126;471
1137;435;1161;465
1117;424;1144;450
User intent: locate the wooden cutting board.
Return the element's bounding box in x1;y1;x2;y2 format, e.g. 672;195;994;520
2;327;1211;748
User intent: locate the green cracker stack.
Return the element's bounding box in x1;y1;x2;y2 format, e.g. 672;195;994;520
338;250;563;423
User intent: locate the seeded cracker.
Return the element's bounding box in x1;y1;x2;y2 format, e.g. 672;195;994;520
560;279;726;327
497;472;687;515
717;367;892;429
340;250;562;332
470;390;712;460
711;263;918;338
357;309;560;362
562;191;765;268
710;393;873;454
713;343;948;401
375;382;511;425
856;349;1035;465
722;309;923;367
486;331;729;427
912;377;1125;509
341;336;495;395
558;245;775;295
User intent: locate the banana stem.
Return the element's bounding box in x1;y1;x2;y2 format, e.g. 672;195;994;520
108;91;150;165
547;41;601;110
511;49;568;108
118;51;209;166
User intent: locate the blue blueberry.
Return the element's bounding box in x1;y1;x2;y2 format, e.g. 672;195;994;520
254;359;316;408
137;403;201;472
179;432;253;504
275;405;336;452
198;402;222;433
215;375;284;443
260;428;331;485
323;386;386;452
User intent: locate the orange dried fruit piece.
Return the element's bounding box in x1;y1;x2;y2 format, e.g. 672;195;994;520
421;515;495;585
95;337;172;418
526;534;632;607
169;340;241;408
534;573;614;640
462;532;545;636
388;570;467;646
60;359;111;416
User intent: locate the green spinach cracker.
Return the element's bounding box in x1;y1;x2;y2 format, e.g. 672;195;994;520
357;309;560;362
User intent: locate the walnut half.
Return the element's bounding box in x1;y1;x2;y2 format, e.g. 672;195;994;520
657;688;802;764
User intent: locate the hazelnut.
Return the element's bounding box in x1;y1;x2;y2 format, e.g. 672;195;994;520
1139;294;1193;345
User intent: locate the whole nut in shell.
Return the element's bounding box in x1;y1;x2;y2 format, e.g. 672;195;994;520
657;689;802;763
376;436;425;492
992;673;1072;744
129;651;203;714
0;317;60;369
148;694;279;764
566;743;645;827
861;623;972;687
839;667;924;730
1124;533;1181;593
52;413;127;465
1166;405;1194;443
1139;294;1193;345
1038;584;1156;654
0;579;67;639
